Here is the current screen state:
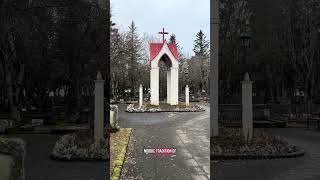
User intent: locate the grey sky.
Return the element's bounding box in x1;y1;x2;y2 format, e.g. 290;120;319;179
111;0;210;57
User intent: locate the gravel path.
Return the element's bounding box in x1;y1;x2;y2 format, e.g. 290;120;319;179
12;134;107;180
119;103;210;179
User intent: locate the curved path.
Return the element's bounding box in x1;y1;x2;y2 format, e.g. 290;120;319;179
11;134;107;180
119;103;210;180
211;128;320;180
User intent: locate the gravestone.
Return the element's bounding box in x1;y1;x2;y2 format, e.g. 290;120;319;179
94;71;105;141
0;120;9;134
185;85;190;106
241;73;253;142
263;108;271;119
110;105;119;130
31;119;43;126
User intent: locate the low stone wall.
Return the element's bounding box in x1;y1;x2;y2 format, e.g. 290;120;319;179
0;137;26;180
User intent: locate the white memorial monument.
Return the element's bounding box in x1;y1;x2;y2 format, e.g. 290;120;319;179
149;28;179;105
185;85;190;106
139;84;143;107
241;72;253;142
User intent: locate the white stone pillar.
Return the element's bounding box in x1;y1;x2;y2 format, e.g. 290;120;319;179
241;72;253;142
167;70;171;104
150;67;159;105
139;84;143;107
210;0;220;137
170;67;179;105
94;71;105;141
185;85;189;106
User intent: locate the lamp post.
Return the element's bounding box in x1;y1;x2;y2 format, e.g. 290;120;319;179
184;66;189;94
240;31;252;74
184;67;189;86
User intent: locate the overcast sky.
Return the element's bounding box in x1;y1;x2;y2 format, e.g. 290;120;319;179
111;0;210;57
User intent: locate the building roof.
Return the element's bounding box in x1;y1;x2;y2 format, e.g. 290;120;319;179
149;42;179;61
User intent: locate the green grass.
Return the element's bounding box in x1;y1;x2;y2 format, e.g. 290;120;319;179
110;128;132;180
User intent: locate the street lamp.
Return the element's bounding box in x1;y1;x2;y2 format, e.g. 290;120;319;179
240;31;253;75
184;67;189;89
240;32;252;48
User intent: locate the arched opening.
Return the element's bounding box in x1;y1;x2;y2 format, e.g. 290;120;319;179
158;53;172;68
158;54;172;102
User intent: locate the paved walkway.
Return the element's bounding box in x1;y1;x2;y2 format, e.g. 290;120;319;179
119;104;210;180
12;134;107;180
211;128;320;180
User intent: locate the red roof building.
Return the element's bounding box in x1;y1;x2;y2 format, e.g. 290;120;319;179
149;42;179;61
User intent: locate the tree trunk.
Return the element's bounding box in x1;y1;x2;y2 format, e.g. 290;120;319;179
269;86;273;101
5;59;20;123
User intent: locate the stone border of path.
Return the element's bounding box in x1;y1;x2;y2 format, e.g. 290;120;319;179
110;129;132;180
126;103;205;113
125;109;205;113
210;148;305;160
0;137;26;180
7;125;89;134
50;155;108;162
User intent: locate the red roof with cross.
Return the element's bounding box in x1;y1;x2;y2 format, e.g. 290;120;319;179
149;28;179;61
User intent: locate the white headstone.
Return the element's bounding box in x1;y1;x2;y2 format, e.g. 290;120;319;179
185;85;190;106
241;72;253;142
94;71;105;141
139;84;143;107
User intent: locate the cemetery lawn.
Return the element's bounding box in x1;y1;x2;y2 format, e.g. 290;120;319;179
110;128;132;179
211;128;304;159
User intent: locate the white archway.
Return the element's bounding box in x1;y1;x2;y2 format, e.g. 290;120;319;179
150;40;179;105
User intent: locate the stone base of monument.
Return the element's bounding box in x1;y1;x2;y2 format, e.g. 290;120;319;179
51;129;108;161
210;128;305;160
126;103;205;113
